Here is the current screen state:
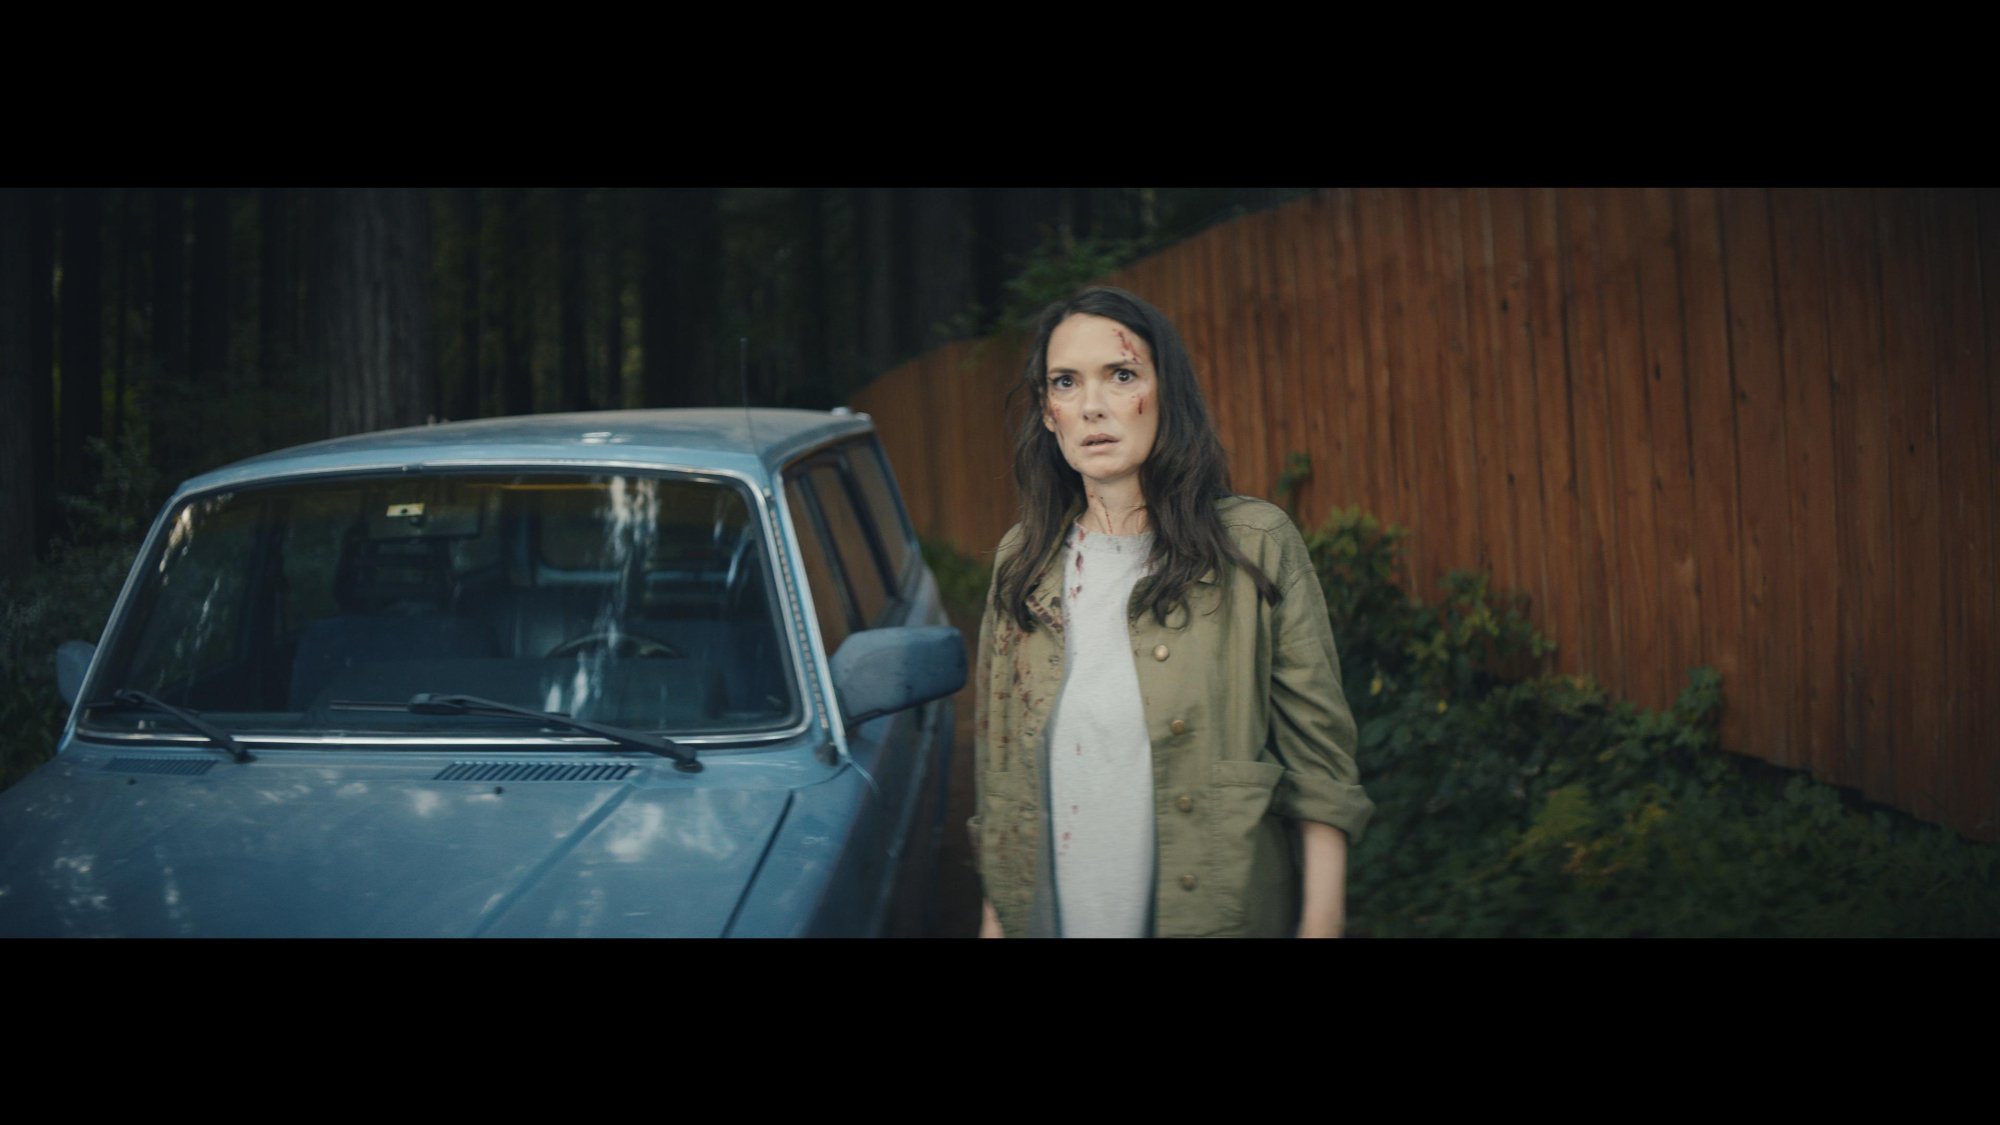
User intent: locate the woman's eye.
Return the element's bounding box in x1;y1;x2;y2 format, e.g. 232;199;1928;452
1050;375;1074;390
1114;369;1136;383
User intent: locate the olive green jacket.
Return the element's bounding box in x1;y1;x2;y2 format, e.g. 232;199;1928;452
973;497;1374;938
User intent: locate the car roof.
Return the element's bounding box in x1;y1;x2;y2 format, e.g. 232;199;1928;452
176;408;875;496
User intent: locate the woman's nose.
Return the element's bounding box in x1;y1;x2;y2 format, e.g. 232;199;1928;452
1080;382;1107;419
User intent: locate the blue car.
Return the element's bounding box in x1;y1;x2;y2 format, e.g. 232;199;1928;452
0;409;965;937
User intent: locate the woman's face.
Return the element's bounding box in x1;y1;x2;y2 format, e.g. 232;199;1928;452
1041;313;1161;494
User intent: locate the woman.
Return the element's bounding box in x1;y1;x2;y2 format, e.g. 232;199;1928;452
972;286;1373;938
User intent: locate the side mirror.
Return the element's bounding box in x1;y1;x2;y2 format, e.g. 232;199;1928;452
56;641;96;707
828;626;966;734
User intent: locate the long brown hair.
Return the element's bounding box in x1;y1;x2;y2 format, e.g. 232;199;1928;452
994;286;1278;632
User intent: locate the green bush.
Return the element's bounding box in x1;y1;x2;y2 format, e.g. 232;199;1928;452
921;536;990;626
1302;505;2000;938
0;435;160;790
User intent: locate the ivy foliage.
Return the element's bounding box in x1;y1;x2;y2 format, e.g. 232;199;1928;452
0;435;161;789
921;535;994;628
1303;506;2000;938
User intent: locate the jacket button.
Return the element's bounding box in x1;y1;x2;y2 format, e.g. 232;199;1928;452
1176;794;1193;813
1180;874;1197;891
1170;718;1187;735
1153;644;1170;661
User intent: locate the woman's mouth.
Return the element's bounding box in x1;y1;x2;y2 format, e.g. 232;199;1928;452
1082;433;1117;448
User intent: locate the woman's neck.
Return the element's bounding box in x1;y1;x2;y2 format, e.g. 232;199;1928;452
1080;480;1150;537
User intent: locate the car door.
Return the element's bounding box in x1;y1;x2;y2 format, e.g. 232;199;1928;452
782;437;947;934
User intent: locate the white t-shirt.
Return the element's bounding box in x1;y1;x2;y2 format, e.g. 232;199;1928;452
1047;521;1156;938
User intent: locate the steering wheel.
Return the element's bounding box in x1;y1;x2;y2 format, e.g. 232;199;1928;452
546;631;681;659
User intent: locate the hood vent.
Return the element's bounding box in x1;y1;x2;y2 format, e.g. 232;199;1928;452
433;761;637;783
105;757;218;776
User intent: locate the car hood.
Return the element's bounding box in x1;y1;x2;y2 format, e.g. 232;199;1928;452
0;748;799;937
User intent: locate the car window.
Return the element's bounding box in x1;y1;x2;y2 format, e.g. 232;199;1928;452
122;493;263;696
82;472;798;738
845;440;913;585
786;476;853;654
806;462;890;627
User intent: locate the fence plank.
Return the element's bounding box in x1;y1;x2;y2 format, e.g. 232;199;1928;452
1233;211;1277;498
1821;188;1896;796
1391;188;1440;591
1877;189;1947;821
1274;201;1324;518
1357;189;1420;592
1634;187;1702;712
1720;188;1798;767
1931;189;1992;835
1525;188;1586;676
1598;189;1665;709
1677;187;1748;747
1463;188;1519;597
1336;188;1387;524
1769;187;1841;779
1426;190;1484;588
1256;209;1300;500
1492;188;1555;650
1979;188;2000;839
1557;191;1623;683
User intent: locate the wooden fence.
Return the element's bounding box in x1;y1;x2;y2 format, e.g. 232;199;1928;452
852;188;1999;844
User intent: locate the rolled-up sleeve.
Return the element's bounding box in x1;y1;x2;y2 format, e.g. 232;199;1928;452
1265;545;1375;844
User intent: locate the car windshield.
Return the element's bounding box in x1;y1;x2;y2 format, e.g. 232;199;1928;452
78;471;798;740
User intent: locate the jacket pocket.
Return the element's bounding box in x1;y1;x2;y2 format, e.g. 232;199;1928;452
1200;759;1295;936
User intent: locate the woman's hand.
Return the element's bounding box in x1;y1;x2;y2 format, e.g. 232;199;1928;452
1297;820;1348;938
980;898;1005;938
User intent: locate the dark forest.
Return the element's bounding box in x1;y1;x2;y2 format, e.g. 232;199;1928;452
0;186;1302;580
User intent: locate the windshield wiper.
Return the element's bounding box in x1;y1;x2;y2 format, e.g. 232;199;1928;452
89;689;257;763
330;694;702;773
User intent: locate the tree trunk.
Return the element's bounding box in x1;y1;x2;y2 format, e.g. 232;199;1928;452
30;190;55;546
190;187;229;387
0;190;39;580
58;188;103;497
858;188;898;377
796;187;827;395
308;188;434;437
598;189;625;408
150;188;188;477
558;188;588;412
259;187;295;447
641;188;721;407
910;187;973;349
973;187;1058;331
455;187;480;421
113;188;138;446
497;188;532;416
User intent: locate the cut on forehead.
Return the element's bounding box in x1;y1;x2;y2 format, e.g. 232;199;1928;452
1048;313;1154;368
